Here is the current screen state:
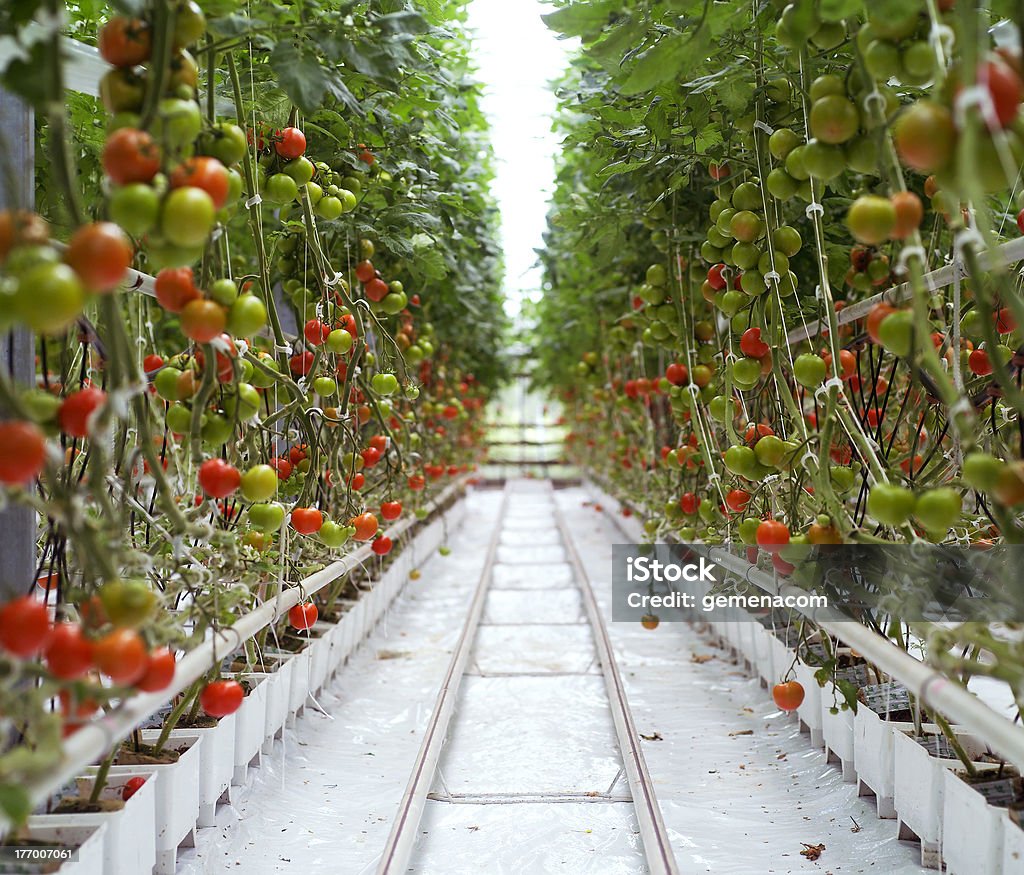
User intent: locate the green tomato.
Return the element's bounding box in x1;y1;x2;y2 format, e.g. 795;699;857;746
265;173;299;204
110;183;160;236
913;488;962;533
209;278;238;306
381;292;407;315
793;353;827;388
283;157;315;186
738;517;761;545
201;411;233;445
199;121;247;166
154;366;184;400
313;376;338;396
371;373;399;396
224;383;260;420
15;263;85;335
963;452;1004;491
227;293;267;337
724;445;757;477
154;98;202;152
319;521;355;548
240;464;278;501
160;186;215;248
753;434;787;467
867;483;916;527
830;465;856;493
165;402;193;434
326;328;354;354
248;501;286;533
315;196;343;220
248;353;279;388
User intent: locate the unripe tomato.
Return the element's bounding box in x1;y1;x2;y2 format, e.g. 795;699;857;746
161;186;215;248
180;299;226;343
894;101;955;172
867;483;916;526
240;465;278;501
99;579;157;628
15;263;85;335
846;195;896;245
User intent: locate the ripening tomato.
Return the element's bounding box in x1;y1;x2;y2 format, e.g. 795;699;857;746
154;266;199;312
291;507;323;535
44;623;94;679
98;17;152;66
355;260;376;283
351;512;379;541
380;500;402;521
304;319;329;346
372;536;393;556
102;128;160;185
65;222;133;292
58;387;106;438
772;680;805;711
275;127;307;159
739;327;770;358
288;603;318;631
198;458;241;499
136;646;175;692
121;776;147;801
0;597;51;658
0;420;46;485
200;679;244;717
756;519;790;552
180;299;226;343
169;156;230;209
94;628;148;685
866;303;897;344
894;100;955;172
890;191;923;240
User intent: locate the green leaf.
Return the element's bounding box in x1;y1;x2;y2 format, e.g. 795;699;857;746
619;33;691;95
270;43;328;113
376;10;430;36
819;0;860;20
0;784;31;828
542;1;618;39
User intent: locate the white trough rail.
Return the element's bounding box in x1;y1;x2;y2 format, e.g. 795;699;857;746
785;234;1024;345
585;477;1024;775
6;476;469;831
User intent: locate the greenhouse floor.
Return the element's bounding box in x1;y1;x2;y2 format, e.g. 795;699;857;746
177;481;930;874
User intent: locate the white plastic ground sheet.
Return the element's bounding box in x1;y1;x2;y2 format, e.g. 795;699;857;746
179;480;935;873
177;488;506;874
553;487;931;875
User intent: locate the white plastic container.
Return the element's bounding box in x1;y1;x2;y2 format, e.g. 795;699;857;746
1002;812;1024;872
854;709;923;819
893;729;989;869
160;719;233;829
233;674;269;786
793;659;824;748
92;730;202;875
40;770;156;875
21;815;108;874
820;682;857;782
942;767;1017;875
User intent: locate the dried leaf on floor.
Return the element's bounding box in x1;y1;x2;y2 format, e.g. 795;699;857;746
729;729;753;737
691;653;713;664
800;843;826;861
640;731;663;741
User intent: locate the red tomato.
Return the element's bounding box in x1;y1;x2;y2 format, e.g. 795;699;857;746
269;457;293;480
969;348;993;376
200;679;244;717
756;519;790;553
0;597;50;658
58;387;107;439
772;680;805;711
725;489;750;513
143;354;164;372
665;363;689;386
680;492;699;515
136;646;175;692
275;127;306;159
98;17;152;67
289;351;314;376
154;266;200;313
65;222;132;292
740;327;770;358
291;507;323;535
102;128;160;184
380;500;402;520
93;629;148;685
288;603;318;631
303;319;329;346
198;458;241;499
180;299;227;343
365;278;389;302
408;474;425;491
121;776;147;801
372;536;393;556
0;420;46;485
351;512;379;541
44;623;94;679
361;446;382;467
169;156;230;209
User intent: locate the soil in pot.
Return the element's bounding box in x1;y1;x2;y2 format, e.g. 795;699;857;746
52;797;123;815
177;714;218;730
954;770;1022;804
115;743;186;766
